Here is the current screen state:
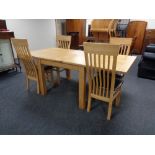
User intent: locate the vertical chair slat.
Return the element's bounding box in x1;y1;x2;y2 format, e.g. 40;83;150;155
102;55;106;97
98;54;102;96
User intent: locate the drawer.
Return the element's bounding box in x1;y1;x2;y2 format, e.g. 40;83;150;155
146;29;155;37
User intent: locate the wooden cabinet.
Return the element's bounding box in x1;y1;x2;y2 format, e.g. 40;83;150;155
66;19;86;49
0;19;17;71
0;39;14;70
126;21;147;54
0;31;15;71
143;29;155;48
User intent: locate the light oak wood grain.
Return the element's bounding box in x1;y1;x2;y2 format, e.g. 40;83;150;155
11;38;40;94
31;48;136;73
110;37;133;55
31;47;136;110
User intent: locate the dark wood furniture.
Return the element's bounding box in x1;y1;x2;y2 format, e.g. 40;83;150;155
66;19;86;49
143;29;155;49
0;31;14;39
126;21;147;54
0;20;7;30
0;19;21;72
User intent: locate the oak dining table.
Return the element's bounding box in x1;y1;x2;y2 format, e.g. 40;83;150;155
31;48;137;110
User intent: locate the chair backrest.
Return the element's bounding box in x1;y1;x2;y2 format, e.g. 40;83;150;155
84;42;120;99
109;19;119;37
110;37;133;55
56;35;71;49
11;38;38;78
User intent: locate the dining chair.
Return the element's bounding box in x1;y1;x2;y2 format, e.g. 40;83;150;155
110;37;133;79
109;19;119;37
84;42;123;120
11;38;54;94
53;35;71;85
109;37;133;55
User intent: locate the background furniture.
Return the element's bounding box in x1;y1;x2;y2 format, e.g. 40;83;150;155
0;20;18;72
84;42;122;120
138;44;155;80
126;21;147;54
109;19;119;37
116;19;130;37
90;19;118;42
66;19;86;49
143;29;155;48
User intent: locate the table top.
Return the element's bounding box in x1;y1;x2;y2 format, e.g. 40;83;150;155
31;48;137;73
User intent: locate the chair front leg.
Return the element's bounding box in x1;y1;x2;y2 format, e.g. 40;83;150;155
107;100;113;120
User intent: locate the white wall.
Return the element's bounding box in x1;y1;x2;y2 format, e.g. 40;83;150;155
6;19;56;57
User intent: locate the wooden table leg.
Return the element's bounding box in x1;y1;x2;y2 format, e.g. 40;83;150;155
37;59;47;95
78;67;86;110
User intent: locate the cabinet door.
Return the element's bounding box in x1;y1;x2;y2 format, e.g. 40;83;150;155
126;21;147;54
0;39;14;70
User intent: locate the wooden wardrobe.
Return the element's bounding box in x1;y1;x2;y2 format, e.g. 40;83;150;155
66;19;86;49
126;21;147;54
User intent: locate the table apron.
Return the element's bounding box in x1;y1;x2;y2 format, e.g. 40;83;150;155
41;59;84;71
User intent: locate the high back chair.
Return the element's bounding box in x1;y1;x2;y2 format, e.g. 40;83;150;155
53;35;71;85
110;37;133;55
84;42;123;120
11;38;40;93
56;35;71;49
109;19;119;37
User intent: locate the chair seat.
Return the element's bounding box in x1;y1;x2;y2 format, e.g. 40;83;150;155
114;78;123;91
116;73;124;79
